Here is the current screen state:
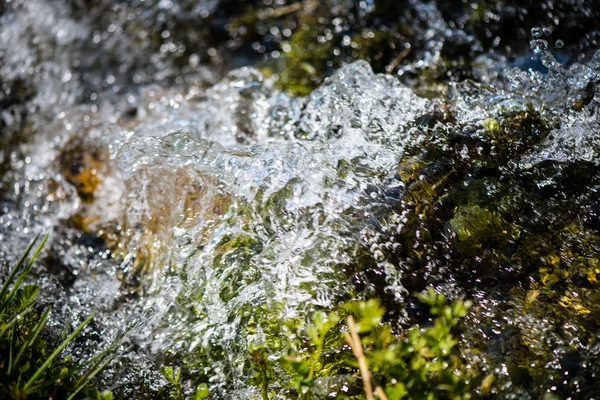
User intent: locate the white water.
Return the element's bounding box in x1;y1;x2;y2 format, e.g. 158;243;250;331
2;0;600;397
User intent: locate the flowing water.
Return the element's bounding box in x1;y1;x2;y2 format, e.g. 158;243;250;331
2;0;600;398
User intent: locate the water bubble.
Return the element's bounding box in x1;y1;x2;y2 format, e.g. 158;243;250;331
531;27;543;38
543;26;553;36
555;39;564;49
530;39;548;54
189;53;200;66
567;63;594;90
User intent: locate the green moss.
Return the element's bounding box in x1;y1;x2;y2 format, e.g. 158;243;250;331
488;105;553;161
482;118;500;133
275;5;333;96
447;205;520;256
212;233;263;303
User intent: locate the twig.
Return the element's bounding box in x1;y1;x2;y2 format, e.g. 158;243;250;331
385;46;412;74
271;1;304;17
344;316;374;400
376;386;389;400
271;0;318;18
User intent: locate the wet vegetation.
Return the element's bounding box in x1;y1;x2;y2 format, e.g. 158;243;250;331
0;236;114;399
248;291;484;400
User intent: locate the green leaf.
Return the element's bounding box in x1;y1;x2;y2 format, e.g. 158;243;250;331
174;367;181;385
0;234;40;307
84;389;114;400
24;312;96;392
195;383;209;399
98;390;114;400
386;383;408;400
59;367;70;379
343;299;384;332
282;355;310;377
14;285;39;309
160;365;175;384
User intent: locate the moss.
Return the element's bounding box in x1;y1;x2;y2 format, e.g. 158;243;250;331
339;79;600;396
524;222;600;322
453;183;600;397
447;205;520;257
481;118;500;133
212;233;263;303
488;105;552;161
274;4;334;96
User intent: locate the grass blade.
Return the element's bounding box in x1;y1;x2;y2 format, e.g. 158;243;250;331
78;322;136;372
4;235;48;308
23;312;96;391
67;353;116;400
25;234;48;269
0;234;39;305
12;307;51;370
56;314;72;344
8;323;16;375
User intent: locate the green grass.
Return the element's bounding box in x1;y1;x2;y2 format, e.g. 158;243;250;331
0;234;115;399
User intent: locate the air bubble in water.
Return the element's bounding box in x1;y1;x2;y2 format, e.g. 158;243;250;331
555;39;564;49
543;26;553;36
531;27;543;38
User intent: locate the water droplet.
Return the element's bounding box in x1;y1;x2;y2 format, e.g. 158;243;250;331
189;53;200;66
531;27;543;38
543;26;553;36
555;39;564;49
530;39;548;54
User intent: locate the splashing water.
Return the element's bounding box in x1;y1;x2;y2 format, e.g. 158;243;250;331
3;1;600;398
1;53;430;394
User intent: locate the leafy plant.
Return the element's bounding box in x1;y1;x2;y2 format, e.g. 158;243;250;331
0;234;116;399
279;311;342;399
159;365;209;400
254;290;493;399
249;344;275;400
342;290;489;400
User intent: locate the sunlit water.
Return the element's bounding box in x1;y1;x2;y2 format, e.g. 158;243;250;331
2;0;600;398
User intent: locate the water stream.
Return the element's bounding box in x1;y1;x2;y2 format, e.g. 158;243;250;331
2;0;600;398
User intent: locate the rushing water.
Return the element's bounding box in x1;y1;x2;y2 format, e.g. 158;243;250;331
2;0;600;398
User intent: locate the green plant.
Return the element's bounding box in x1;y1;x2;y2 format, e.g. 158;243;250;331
343;290;487;399
258;290;492;399
0;234;116;399
159;365;209;400
279;311;342;399
249;344;275;400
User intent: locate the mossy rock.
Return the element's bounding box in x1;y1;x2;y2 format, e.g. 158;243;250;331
447;204;520;257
